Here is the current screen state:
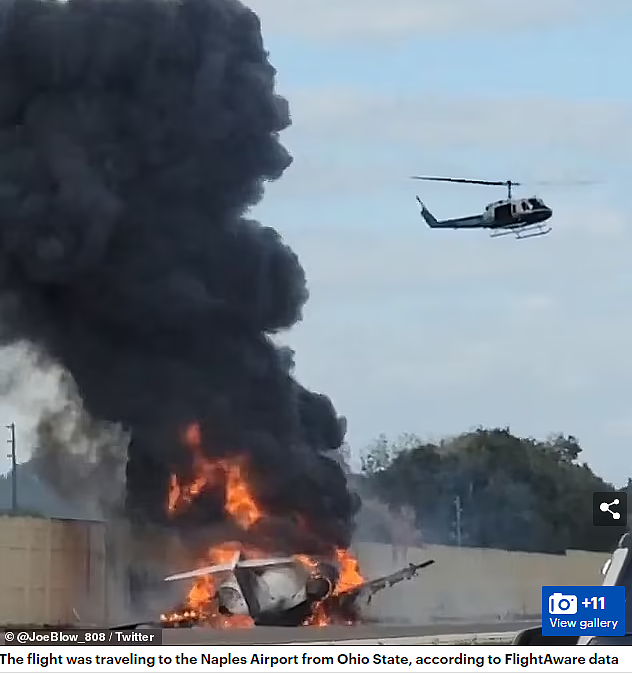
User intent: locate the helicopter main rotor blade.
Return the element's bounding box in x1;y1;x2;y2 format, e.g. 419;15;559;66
410;176;521;187
527;179;600;186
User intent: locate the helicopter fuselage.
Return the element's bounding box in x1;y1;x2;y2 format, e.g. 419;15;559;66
411;175;555;239
416;195;552;238
484;197;552;228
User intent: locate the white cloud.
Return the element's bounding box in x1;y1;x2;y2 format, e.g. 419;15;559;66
252;89;630;220
288;277;632;481
248;63;632;482
246;0;625;41
1;1;627;484
292;216;618;293
268;182;632;483
286;87;632;158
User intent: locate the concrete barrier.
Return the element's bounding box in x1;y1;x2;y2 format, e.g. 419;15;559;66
0;515;107;626
287;632;515;646
0;517;610;627
353;542;608;624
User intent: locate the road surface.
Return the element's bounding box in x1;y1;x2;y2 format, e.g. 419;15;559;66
161;620;537;645
0;620;537;645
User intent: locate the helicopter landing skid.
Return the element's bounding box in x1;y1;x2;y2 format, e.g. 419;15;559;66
490;224;552;240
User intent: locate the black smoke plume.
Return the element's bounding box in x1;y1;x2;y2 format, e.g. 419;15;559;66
0;0;359;555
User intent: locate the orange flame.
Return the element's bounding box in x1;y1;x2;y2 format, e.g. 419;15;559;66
333;547;364;593
167;542;258;629
167;423;262;529
163;422;364;628
302;548;364;626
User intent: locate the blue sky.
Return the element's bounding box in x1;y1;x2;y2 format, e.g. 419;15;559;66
1;0;632;485
245;0;632;483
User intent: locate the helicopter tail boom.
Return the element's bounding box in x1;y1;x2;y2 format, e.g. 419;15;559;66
416;196;442;228
416;196;485;229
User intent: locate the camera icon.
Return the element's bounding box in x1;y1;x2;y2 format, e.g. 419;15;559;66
549;593;578;615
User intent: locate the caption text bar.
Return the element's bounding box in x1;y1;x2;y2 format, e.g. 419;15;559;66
2;629;162;646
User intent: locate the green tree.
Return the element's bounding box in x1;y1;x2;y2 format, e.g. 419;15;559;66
361;427;625;553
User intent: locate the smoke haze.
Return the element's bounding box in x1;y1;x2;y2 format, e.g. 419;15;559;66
0;0;358;555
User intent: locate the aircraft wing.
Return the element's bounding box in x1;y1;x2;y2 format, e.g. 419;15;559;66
164;554;301;582
164;550;240;582
326;559;435;609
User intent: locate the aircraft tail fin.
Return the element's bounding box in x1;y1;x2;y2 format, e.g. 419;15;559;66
416;196;442;228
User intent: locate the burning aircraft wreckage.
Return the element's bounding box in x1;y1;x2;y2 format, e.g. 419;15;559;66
152;428;436;629
0;0;433;630
162;552;435;628
154;422;435;629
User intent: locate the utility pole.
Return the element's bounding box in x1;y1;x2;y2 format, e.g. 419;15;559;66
454;495;462;547
6;423;16;513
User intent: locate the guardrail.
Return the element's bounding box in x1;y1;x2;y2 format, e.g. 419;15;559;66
286;631;516;646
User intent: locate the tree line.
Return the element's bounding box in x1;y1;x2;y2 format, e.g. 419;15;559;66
357;427;628;553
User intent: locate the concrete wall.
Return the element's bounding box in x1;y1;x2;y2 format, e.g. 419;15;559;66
102;521;186;625
0;515;614;626
0;516;107;626
354;542;611;624
103;533;614;625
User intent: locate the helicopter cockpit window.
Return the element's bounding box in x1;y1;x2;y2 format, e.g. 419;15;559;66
521;201;530;211
528;199;540;208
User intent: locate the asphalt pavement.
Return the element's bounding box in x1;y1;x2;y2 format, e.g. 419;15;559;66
0;619;537;646
161;619;537;645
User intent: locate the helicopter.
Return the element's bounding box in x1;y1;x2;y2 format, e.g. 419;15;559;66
411;175;555;240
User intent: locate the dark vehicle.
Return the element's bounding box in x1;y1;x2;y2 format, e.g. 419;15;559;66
513;532;632;646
